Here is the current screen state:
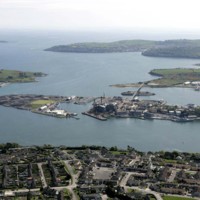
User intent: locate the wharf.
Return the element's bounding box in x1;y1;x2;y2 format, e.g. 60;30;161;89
121;91;155;96
82;112;107;121
32;110;67;118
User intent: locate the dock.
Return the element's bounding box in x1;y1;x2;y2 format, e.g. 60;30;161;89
82;112;107;121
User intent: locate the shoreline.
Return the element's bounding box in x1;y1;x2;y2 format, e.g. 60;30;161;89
110;83;197;88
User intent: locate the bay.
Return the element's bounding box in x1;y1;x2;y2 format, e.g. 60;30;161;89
0;30;200;152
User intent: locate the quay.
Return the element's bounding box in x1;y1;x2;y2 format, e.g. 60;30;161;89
82;112;107;121
121;91;155;96
1;94;200;123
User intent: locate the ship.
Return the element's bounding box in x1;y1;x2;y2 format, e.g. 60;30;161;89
171;117;194;122
121;91;155;96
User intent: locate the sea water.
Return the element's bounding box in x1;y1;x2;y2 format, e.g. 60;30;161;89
0;30;200;152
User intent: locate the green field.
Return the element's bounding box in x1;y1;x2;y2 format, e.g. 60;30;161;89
0;69;45;83
45;40;157;53
30;100;56;109
148;68;200;87
150;68;200;76
163;195;196;200
111;68;200;88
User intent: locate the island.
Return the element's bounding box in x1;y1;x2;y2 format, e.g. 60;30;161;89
0;69;46;87
0;143;200;200
1;94;200;123
0;94;95;119
45;39;200;59
111;68;200;89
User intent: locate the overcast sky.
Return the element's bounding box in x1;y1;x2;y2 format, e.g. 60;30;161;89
1;0;200;31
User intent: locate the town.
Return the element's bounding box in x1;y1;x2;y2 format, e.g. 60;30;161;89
83;95;200;122
1;94;200;123
0;143;200;199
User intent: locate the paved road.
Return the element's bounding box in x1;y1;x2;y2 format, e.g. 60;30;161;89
124;186;163;200
120;172;145;187
168;169;177;182
37;163;47;188
119;173;163;200
63;160;79;200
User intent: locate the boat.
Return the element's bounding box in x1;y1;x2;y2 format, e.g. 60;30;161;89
121;91;155;96
171;117;194;122
195;86;200;91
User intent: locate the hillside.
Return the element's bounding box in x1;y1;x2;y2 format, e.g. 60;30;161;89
142;39;200;58
45;40;157;53
45;39;200;58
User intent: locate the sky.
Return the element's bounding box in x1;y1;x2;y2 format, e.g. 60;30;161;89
1;0;200;31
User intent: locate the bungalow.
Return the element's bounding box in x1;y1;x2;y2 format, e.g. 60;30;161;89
160;187;186;195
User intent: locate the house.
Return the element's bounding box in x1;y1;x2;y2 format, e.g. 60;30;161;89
160;187;186;195
81;194;102;200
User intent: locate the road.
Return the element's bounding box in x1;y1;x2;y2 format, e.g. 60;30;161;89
63;160;79;200
37;163;47;188
168;169;177;182
124;186;163;200
120;172;145;187
119;172;163;200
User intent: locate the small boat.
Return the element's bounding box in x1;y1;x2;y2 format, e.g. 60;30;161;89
171;117;194;122
195;86;200;91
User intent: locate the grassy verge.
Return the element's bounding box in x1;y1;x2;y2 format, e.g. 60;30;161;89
148;68;200;87
110;151;128;155
163;195;196;200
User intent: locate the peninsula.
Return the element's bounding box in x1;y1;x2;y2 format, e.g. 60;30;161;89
45;40;156;53
0;69;46;87
111;68;200;88
0;94;95;118
45;39;200;59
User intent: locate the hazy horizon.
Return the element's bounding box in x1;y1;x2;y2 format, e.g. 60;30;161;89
1;0;200;32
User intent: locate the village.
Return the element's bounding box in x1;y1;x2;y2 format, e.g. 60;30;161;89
0;144;200;199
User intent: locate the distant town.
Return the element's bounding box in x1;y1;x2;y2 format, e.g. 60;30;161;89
0;143;200;199
1;93;200;123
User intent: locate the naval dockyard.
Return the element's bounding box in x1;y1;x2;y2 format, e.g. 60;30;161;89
0;88;200;122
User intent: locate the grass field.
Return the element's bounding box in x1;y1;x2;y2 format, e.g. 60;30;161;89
148;68;200;87
0;69;44;83
163;195;196;200
30;100;55;109
110;151;128;155
150;68;200;76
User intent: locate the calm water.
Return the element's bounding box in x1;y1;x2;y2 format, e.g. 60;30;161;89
1;30;200;152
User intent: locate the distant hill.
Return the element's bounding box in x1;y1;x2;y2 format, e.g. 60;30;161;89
45;39;200;59
45;40;157;53
142;39;200;58
0;41;7;43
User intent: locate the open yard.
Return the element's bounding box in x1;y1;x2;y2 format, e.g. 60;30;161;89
30;100;56;109
163;195;196;200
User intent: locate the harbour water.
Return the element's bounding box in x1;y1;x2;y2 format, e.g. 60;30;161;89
1;30;200;152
